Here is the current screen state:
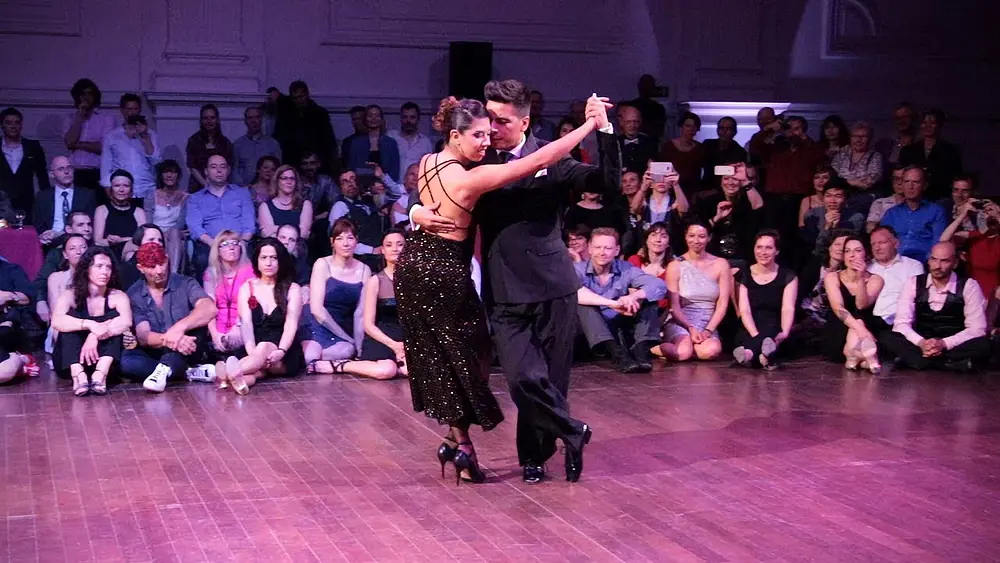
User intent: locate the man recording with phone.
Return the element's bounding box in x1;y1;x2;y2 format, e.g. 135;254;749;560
749;114;825;268
100;95;161;200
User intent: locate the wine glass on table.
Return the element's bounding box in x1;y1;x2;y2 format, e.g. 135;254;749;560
12;209;25;229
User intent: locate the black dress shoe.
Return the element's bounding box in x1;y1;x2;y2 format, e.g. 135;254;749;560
565;424;592;483
522;464;545;484
631;344;654;373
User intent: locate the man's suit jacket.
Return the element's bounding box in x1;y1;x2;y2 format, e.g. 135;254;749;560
617;133;658;175
409;132;622;306
31;186;98;233
0;138;50;224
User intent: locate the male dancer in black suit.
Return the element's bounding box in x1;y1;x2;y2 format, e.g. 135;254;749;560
411;80;621;483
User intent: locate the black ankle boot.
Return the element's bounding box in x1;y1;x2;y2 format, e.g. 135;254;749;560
606;341;641;374
631;343;654;373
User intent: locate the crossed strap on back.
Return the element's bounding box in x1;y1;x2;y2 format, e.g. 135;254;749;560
418;153;472;230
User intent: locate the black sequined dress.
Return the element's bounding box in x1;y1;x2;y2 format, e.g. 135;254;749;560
394;156;503;430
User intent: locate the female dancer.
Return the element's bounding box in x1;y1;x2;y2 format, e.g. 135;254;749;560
302;218;397;380
216;238;303;394
395;95;599;484
823;236;884;373
204;230;254;356
50;247;132;396
732;230;798;370
360;229;407;376
660;220;732;361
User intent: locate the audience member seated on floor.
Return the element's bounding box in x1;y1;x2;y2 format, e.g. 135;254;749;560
2;107;51;224
661;221;731;361
216;238;304;394
186;154;256;282
575;228;667;373
100;102;160;199
880;166;947;262
867;225;925;328
63;79;117;193
833;121;883;217
823;236;885;373
122;243;217;393
258;164;313;241
565;223;591;263
186;104;233;192
387;102;434;174
95;169;146;259
627;221;672;313
329;170;386;270
695;162;764;269
616;104;659;174
203;230;254;359
819;115;850;160
34;211;93;323
937;174;981;236
629;165;689;233
940;198;1000;305
801;178;864;258
881;242;990;372
45;234;88;355
34;156;97;249
798;232;851;352
899;108;962;202
0;257;39;382
142;160;187;273
50;247;131;396
733;230;798;370
231;105;281;187
303;219;395;380
360;229;408;377
866;165;907;232
278;224;311;286
247;155;280;205
118;224;164;290
344;105;400;180
798;164;833;228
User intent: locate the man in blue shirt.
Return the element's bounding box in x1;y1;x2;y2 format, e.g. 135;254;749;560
575;228;666;373
880;166;947;262
186;153;256;281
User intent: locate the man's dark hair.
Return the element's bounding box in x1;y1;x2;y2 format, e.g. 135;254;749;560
65;211;90;228
484;79;531;117
822;177;849;194
266;86;280;94
199;103;219;119
289;80;309;93
564;223;592;242
131;223;164;247
70;78;102;108
0;107;23;121
349;105;366;116
786;115;808;132
953;173;978;191
718;116;737;129
923;107;947;124
119;93;142;108
366;104;383;116
400;101;420;115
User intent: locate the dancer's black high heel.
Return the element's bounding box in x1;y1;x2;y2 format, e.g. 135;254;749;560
437;443;456;477
453;443;486;485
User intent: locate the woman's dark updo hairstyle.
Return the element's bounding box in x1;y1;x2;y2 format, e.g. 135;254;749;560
432;96;489;135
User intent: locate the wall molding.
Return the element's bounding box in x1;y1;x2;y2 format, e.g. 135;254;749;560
0;0;81;36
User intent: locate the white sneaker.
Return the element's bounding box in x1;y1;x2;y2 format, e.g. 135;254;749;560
185;364;216;383
143;364;172;393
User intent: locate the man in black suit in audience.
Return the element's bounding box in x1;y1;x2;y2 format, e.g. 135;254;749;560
32;156;97;247
0;107;50;225
616;104;658;174
410;80;621;484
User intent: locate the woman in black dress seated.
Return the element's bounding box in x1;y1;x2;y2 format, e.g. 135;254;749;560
732;230;798;370
823;236;885;374
95;169;146;259
50;247;133;396
361;229;408;376
216;238;303;394
396;95;598;483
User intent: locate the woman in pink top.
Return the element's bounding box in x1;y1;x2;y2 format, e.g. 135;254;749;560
204;230;254;356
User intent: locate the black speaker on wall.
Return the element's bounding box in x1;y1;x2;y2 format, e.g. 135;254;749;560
448;41;493;101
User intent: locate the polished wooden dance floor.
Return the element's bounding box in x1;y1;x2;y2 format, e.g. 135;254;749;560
3;359;1000;562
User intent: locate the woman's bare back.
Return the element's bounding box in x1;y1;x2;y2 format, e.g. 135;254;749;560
417;153;483;242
